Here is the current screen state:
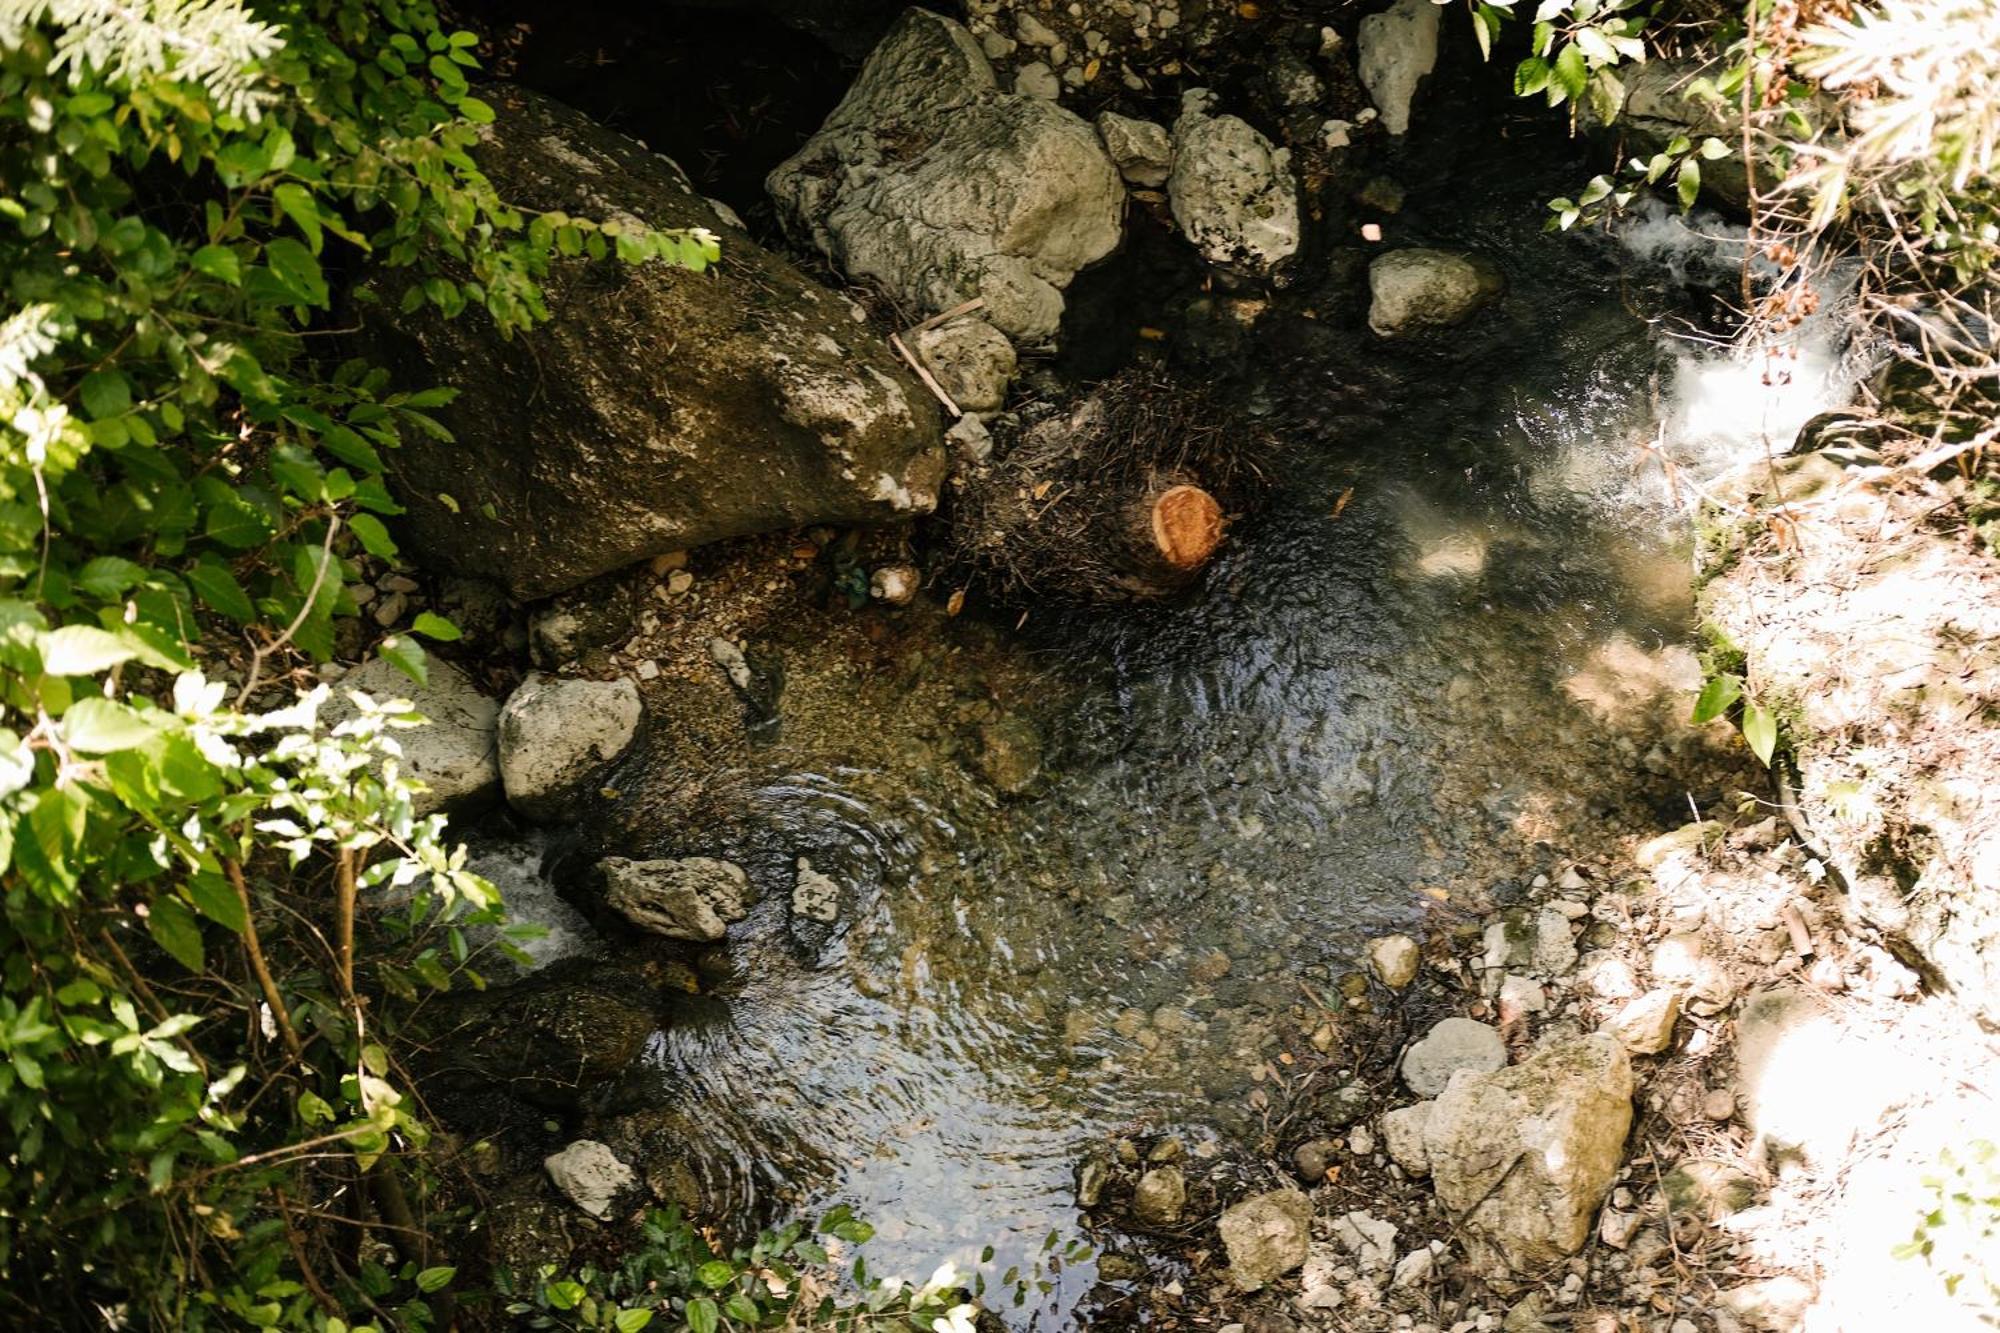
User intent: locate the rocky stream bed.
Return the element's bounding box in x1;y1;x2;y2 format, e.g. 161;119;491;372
332;3;2000;1329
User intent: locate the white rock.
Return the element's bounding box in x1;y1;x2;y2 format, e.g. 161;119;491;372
1368;933;1421;988
1368;248;1503;338
1401;1017;1507;1097
768;11;1122;344
1357;0;1440;136
1607;987;1682;1054
1333;1210;1398;1272
1218;1188;1312;1290
1381;1101;1434;1176
597;856;749;941
1015;60;1061;100
1500;974;1549;1014
1167;89;1300;274
792;857;842;924
913;318;1017;413
497;674;641;821
325;656;500;816
1424;1033;1634;1274
544;1140;635;1219
1096;111;1173;186
1393;1245;1437;1287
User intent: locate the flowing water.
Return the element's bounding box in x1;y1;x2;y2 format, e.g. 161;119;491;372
489;128;1858;1323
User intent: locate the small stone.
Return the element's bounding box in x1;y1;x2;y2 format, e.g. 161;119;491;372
1076;1152;1112;1207
1607;988;1682;1055
1293;1138;1338;1182
1401;1017;1507;1097
667;570;694;595
1702;1087;1736;1121
1381;1102;1433;1176
1499;974;1548;1015
869;564;920;606
1368;933;1421;988
1132;1165;1187;1226
1598;1209;1641;1249
598;856;750;941
1348;1124;1375;1156
977;713;1043;794
1333;1210;1398;1272
1096;111;1174;187
1016;12;1058;44
1322;1079;1373;1127
947;412;992;463
1482;906;1576;978
1392;1245;1436;1287
912;318;1016;413
1015;61;1061;99
791;858;841;924
1218;1189;1313;1290
707;637;752;691
1651;932;1707;985
372;590;408;627
544;1140;635;1219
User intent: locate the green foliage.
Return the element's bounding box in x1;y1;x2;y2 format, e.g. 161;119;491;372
500;1207;984;1333
0;0;715;1326
1690;670;1779;764
1894;1139;2000;1324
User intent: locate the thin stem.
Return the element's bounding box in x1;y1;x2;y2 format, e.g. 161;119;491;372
227;857;305;1063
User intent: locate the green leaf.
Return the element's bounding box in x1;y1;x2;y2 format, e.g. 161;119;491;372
78;556;146;602
415;1266;456;1293
545;1280;585;1311
62;697;158;753
1690;673;1743;723
686;1297;719;1333
1552;43;1589;103
191;244;242;284
1514;56;1551;96
1677;157;1702;211
348;512;398;559
1741;702;1778;765
273;183;324;254
1699;136;1733;160
147;894;205;972
186;561;256;622
264;237;329;307
696;1261;736;1290
613;1310;653;1333
410;611;460;641
79;370;132;421
377;635;428;686
40;625;137;675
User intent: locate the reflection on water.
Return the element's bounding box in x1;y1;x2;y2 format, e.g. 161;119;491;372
507;160;1854;1326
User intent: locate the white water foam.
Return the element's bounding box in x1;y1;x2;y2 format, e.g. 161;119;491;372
467;831;601;971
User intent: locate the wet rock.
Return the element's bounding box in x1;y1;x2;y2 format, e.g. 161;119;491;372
1367;932;1420;988
1167;89;1300;274
1425;1032;1635;1274
597;856;751;941
977;713;1043;794
1401;1016;1507;1097
325;657;500;816
439;972;658;1110
912;318;1017;414
1357;0;1441;136
1368;248;1504;338
1381;1101;1433;1176
1132;1165;1187;1225
497;674;641;821
1607;987;1682;1054
544;1140;636;1219
768;10;1122;344
1097;111;1173;186
791;857;842;924
1218;1188;1313;1290
369;88;943;599
1096;1252;1146;1281
1076;1150;1113;1207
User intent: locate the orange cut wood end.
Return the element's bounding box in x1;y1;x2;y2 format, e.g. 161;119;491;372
1152;485;1224;570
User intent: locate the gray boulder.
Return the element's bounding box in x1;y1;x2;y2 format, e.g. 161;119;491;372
768;9;1123;345
1368;248;1504;338
327;657;500;816
1167;90;1300;275
1425;1032;1634;1274
1132;1165;1187;1226
1218;1188;1313;1290
1358;0;1441;137
369;86;944;600
597;856;751;941
498;673;642;821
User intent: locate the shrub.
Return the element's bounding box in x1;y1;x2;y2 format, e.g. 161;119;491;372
0;1;713;1326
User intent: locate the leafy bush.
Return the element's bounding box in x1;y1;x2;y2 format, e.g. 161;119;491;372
0;1;713;1326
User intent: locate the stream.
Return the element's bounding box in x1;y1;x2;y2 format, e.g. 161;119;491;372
470;90;1856;1328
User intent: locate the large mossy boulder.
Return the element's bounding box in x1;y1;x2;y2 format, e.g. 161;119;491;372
367;86;945;601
